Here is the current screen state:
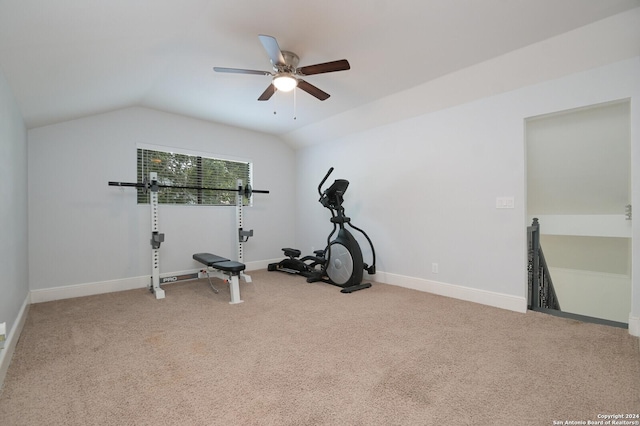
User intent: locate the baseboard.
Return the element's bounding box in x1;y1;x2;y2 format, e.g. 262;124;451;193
246;258;281;271
30;276;149;304
629;315;640;337
0;294;30;392
373;271;528;313
28;261;281;304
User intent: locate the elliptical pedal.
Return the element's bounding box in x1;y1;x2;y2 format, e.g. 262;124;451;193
279;267;301;274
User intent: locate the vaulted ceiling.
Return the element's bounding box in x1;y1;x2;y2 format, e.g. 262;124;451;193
1;0;638;139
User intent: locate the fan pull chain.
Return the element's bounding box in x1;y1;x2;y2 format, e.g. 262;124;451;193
293;87;297;120
273;88;279;116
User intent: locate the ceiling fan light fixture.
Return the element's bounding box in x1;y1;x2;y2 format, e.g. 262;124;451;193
273;73;298;92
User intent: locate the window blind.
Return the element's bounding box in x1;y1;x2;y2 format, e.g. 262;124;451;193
136;148;252;206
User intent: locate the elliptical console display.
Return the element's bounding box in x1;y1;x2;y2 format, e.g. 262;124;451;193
268;167;376;293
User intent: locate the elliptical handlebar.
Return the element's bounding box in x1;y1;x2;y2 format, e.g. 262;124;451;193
316;167;376;275
318;167;334;196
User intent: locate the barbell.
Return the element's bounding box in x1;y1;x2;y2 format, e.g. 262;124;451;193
108;177;269;197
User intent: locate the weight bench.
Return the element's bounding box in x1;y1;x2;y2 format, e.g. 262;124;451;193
193;253;247;304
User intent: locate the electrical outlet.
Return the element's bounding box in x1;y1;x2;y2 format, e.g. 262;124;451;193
432;263;439;274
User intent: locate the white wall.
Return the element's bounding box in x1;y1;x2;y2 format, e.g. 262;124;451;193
549;267;631;324
0;68;29;383
527;100;630;215
541;234;631;323
27;107;295;292
295;58;640;323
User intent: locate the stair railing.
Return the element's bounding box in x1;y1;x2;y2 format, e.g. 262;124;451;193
527;218;561;311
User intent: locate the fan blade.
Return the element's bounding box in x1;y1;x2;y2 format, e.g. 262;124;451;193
297;80;330;101
258;84;277;101
213;67;271;76
258;34;285;66
297;59;350;76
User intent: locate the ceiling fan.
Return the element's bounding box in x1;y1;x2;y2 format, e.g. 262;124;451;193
213;34;350;101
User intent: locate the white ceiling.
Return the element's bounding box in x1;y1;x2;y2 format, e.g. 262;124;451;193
1;0;639;138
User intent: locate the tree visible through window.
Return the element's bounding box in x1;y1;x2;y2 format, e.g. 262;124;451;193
137;148;252;206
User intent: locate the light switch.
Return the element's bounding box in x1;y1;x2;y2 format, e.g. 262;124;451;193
496;197;515;209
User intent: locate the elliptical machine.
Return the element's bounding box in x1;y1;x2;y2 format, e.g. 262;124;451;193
268;167;376;293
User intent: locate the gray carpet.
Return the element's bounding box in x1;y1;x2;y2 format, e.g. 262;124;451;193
1;269;638;425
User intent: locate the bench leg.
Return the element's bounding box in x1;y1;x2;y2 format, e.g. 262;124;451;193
151;267;165;300
229;275;243;304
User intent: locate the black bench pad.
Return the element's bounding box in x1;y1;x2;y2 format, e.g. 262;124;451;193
193;253;229;266
193;253;245;273
211;260;245;273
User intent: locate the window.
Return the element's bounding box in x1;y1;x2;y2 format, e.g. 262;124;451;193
137;148;252;206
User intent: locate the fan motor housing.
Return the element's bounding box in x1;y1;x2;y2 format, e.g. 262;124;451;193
272;50;299;72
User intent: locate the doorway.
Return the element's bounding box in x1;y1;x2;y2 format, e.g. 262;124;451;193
526;100;631;325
